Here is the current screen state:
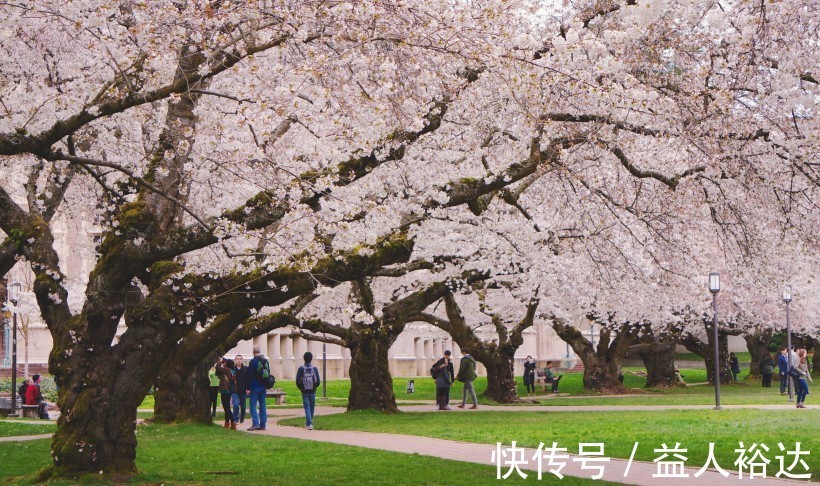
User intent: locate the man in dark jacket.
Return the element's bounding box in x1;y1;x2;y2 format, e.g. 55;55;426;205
777;347;789;395
434;350;456;407
296;352;321;429
232;355;253;424
456;349;478;409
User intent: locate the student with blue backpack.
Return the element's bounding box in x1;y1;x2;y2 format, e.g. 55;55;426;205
296;352;321;430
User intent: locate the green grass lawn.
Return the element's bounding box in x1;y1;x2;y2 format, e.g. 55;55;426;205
0;423;607;485
0;421;56;437
675;351;753;363
281;409;819;479
136;369;804;411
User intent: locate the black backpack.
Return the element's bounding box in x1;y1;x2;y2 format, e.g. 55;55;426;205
18;382;28;400
255;358;276;389
430;364;439;379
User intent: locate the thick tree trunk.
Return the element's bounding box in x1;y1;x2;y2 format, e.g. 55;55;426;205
480;351;518;403
632;341;677;388
552;320;636;392
46;387;141;480
743;327;773;378
581;355;624;390
681;330;733;384
153;358;212;424
42;347;152;480
347;329;398;413
813;351;820;379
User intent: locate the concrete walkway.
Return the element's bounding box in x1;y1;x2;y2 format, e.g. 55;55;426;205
398;403;817;413
0;433;52;442
250;415;808;485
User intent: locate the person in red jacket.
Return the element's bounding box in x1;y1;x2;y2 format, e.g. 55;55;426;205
25;374;49;419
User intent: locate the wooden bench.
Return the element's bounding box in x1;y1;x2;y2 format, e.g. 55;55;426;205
21;404;40;418
535;373;562;393
265;389;287;405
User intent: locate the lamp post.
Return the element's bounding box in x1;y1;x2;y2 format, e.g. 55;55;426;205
709;273;721;411
7;282;21;417
783;285;794;402
322;333;327;399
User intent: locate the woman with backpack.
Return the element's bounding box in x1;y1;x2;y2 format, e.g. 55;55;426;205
215;357;237;429
435;356;453;410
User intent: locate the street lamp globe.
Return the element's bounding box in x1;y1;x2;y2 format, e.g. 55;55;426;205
8;282;21;305
708;273;720;294
782;285;792;303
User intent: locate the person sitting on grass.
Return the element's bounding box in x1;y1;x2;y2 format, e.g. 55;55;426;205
674;366;686;385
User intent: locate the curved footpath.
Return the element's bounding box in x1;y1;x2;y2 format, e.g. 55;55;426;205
255;404;813;485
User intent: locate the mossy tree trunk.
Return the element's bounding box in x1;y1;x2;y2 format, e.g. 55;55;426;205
42;277;197;480
479;350;519;403
551;315;639;392
46;353;144;479
742;326;773;378
153;357;213;424
680;319;738;385
629;323;682;388
346;326;399;413
632;341;677;388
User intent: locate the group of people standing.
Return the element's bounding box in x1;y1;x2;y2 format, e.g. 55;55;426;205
720;347;812;409
209;348;322;431
208;346;271;431
432;349;479;410
773;346;813;408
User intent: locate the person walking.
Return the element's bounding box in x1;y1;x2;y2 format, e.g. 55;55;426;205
523;355;536;396
729;353;741;382
794;349;813;409
247;346;268;431
777;347;789;395
296;352;321;429
232;355;252;424
759;355;774;388
456;348;478;409
215;357;237;429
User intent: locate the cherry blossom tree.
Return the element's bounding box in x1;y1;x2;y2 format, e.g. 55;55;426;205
1;0;817;479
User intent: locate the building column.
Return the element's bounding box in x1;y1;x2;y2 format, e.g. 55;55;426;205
268;333;282;379
414;337;424;376
342;346;351;378
424;338;433;372
283;335;296;380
